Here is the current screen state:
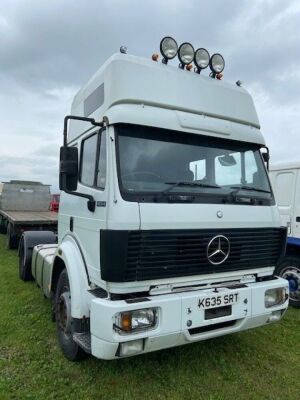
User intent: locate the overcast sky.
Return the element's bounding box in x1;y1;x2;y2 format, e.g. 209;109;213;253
0;0;299;191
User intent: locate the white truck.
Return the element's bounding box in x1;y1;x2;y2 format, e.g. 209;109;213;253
19;37;289;361
270;163;300;307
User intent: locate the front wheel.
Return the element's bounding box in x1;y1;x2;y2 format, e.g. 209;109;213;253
55;269;88;361
275;256;300;308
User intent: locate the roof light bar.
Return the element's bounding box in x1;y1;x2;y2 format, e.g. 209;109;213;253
157;37;225;78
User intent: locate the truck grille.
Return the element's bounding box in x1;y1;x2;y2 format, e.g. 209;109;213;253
124;228;286;281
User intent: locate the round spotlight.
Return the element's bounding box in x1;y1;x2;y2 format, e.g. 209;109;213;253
160;36;178;64
194;48;210;73
178;42;194;68
209;53;225;76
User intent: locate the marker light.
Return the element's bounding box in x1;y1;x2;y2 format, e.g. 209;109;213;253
194;48;210;73
160;36;178;64
178;42;194;68
209;53;225;77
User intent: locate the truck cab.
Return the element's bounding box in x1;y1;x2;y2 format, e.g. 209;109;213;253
269;163;300;307
19;38;289;361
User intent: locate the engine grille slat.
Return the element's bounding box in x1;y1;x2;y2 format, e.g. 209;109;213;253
122;228;286;281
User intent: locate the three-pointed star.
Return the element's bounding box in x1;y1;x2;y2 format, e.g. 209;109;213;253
208;237;227;259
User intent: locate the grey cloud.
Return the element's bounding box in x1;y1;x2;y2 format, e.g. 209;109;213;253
0;0;299;188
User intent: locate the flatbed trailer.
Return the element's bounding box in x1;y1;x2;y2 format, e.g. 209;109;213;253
0;180;58;249
0;209;57;249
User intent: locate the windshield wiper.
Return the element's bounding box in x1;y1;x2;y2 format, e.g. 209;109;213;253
230;185;271;194
161;181;220;195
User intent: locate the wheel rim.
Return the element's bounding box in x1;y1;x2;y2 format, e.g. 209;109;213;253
57;291;72;337
281;267;300;301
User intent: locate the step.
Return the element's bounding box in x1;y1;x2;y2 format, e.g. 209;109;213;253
73;332;91;354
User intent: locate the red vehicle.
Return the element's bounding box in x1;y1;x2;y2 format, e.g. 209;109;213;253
50;194;60;212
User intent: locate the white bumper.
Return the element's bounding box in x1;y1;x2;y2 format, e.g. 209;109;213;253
90;277;289;360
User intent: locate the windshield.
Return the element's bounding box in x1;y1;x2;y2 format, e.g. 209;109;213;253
116;125;273;204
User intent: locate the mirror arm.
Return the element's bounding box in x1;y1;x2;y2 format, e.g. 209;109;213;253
63;115;103;147
62;115;104;212
63;183;96;212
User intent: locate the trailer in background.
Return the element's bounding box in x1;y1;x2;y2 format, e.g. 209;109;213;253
0;180;57;249
269;163;300;307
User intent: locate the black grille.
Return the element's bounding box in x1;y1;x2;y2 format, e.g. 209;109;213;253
124;228;286;281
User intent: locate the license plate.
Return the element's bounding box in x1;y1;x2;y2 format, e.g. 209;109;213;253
198;293;239;309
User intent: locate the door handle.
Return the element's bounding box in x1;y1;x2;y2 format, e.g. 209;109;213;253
296;217;300;223
70;216;74;232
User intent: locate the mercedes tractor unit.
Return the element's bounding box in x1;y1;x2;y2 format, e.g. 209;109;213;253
18;37;289;361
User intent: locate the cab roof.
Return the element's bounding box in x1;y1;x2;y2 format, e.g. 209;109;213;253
68;54;263;145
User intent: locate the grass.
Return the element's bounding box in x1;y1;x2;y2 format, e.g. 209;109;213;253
0;235;299;400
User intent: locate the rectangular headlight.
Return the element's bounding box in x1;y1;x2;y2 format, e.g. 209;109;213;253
265;288;287;308
115;308;158;334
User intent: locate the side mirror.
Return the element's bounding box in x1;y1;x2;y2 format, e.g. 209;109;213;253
59;146;78;192
262;152;269;163
261;147;270;171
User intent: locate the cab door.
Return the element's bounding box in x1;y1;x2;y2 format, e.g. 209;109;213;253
72;128;108;285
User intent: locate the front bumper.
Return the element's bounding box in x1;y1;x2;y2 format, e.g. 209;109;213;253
90;277;289;360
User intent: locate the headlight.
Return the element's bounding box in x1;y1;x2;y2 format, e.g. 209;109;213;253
265;288;287;308
115;308;158;334
194;48;210;72
178;42;194;67
209;53;225;76
160;36;178;63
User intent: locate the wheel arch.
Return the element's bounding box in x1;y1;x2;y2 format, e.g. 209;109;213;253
51;235;91;319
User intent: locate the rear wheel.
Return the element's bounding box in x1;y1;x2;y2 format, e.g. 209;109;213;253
0;220;7;234
275;256;300;308
6;223;18;249
55;269;87;361
18;236;34;281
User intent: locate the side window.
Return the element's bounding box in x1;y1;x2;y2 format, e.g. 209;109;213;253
80;133;98;186
96;132;107;189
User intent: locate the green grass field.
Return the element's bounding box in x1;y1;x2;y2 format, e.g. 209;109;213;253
0;235;299;400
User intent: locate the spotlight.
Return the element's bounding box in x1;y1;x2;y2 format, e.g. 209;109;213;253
160;36;178;64
194;48;210;73
209;53;225;78
178;42;194;68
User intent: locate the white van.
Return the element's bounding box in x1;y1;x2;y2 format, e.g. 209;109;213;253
270;162;300;307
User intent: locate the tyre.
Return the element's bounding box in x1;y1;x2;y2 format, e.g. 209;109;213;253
55;269;87;361
18;236;34;281
6;223;18;249
275;256;300;308
0;223;7;234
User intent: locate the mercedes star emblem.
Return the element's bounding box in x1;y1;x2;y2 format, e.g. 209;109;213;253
207;235;230;265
